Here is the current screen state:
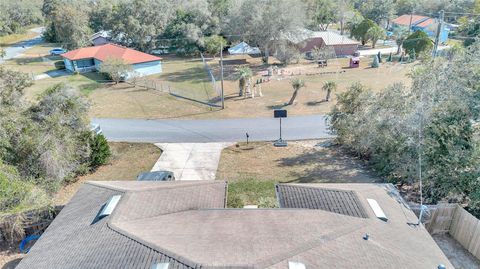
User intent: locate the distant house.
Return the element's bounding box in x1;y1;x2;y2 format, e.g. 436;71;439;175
391;14;450;43
285;29;359;57
90;31;110;46
60;43;162;77
16;181;453;269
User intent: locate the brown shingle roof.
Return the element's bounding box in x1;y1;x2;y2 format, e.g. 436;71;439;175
17;182;453;269
276;184;368;218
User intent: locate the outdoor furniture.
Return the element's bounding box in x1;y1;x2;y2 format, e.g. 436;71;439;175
349;57;360;68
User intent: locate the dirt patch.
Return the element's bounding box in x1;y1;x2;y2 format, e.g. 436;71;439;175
433;234;480;269
216;139;379;183
53;142;161;205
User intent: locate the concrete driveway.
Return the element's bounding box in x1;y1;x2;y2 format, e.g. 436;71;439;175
151;143;233;181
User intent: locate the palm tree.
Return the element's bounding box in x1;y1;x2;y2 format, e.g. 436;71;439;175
393;26;409;55
0;48;5;59
322;81;337;101
237;66;252;97
288;78;305;105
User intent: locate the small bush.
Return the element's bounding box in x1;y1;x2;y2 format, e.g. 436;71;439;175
0;162;49;215
89;134;111;168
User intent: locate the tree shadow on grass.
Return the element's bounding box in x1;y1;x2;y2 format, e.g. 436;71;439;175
266;103;289;110
306;100;328;106
277;144;381;184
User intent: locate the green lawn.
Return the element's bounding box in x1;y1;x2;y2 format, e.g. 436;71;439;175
24;72;106;101
227;178;278;208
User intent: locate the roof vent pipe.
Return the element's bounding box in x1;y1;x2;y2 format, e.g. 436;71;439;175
437;265;446;269
151;263;170;269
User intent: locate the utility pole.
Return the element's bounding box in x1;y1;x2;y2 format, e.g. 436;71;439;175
220;42;225;109
433;10;444;57
408;8;414;34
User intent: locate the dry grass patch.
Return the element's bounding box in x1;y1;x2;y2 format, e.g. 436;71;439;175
218;139;380;208
85;55;412;120
217;139;379;183
53;142;160;205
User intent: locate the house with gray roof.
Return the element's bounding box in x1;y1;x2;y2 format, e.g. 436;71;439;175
16;181;452;269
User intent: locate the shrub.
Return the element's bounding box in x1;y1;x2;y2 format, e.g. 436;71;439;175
0;162;48;214
371;55;379;68
403;30;433;55
89;134;111;168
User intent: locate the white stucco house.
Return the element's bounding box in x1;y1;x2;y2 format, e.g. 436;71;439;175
60;43;162;77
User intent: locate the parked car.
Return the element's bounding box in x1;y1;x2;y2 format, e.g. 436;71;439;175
90;123;102;135
137;171;175;181
49;48;67;55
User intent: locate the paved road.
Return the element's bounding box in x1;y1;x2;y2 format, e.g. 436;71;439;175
93;115;332;143
0;27;44;63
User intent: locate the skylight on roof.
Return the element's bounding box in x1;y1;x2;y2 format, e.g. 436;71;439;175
288;261;306;269
151;262;169;269
367;198;388;222
98;195;121;218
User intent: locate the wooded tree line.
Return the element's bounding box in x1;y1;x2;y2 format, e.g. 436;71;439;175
329;41;480;216
36;0;478;54
0;68;110;214
0;0;43;37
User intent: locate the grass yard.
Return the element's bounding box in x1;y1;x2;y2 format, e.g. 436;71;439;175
53;142;161;205
217;139;380;207
0;29;39;47
1;43;64;75
23;72;106;101
87;55;412;120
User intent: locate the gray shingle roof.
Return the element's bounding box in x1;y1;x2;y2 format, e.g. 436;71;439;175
17;182;453;269
276;184;369;218
16;181;227;269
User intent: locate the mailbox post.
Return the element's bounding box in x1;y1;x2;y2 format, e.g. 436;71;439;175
273;109;287;147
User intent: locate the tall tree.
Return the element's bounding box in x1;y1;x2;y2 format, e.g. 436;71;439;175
360;0;395;26
366;24;385;48
225;0;305;63
109;0;175;52
309;0;337;31
352;19;376;46
162;3;219;55
52;4;91;50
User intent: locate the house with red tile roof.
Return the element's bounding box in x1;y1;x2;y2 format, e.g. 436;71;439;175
61;43;162;77
391;14;450;43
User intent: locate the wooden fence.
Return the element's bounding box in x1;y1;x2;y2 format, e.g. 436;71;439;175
422;203;480;260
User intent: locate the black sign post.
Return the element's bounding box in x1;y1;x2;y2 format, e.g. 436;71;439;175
273;109;287;147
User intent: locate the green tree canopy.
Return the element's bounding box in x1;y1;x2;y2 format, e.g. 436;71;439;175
403;30;433;55
352;19;376;45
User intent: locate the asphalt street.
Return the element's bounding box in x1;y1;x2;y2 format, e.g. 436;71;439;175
93;115;332;143
0;27;44;63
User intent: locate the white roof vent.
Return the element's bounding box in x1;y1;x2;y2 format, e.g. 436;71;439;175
289;261;306;269
367;198;388;222
99;195;121;218
151;263;169;269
